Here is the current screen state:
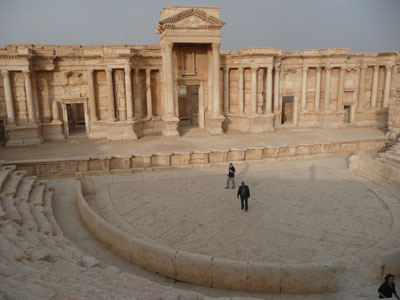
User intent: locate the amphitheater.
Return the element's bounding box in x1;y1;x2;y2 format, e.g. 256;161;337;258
1;5;400;300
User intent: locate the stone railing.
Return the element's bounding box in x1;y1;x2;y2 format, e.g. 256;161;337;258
6;138;387;177
76;181;338;294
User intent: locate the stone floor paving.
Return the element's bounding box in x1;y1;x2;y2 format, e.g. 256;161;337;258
47;156;400;299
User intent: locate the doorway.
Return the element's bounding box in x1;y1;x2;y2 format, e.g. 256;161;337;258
66;103;86;137
178;85;199;129
0;120;6;145
281;96;294;124
344;105;351;123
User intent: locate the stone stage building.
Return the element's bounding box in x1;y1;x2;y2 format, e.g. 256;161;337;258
0;6;399;145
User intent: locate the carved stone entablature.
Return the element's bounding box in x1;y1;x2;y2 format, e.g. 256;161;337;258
346;67;358;73
156;8;225;33
283;68;297;75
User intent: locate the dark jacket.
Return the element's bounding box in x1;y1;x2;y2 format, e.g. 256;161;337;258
237;185;250;198
379;282;398;298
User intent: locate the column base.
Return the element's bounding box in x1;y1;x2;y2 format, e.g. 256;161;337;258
42;122;65;141
107;121;138;141
6;124;44;146
205;113;225;135
161;116;179;137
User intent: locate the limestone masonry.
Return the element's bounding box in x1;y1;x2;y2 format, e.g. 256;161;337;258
0;6;399;145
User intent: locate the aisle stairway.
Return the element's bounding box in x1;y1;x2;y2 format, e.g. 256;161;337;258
0;164;217;300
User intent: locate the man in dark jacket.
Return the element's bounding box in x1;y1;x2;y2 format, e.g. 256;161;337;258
237;181;250;211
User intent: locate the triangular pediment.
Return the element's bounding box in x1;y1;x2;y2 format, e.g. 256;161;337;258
156;8;225;33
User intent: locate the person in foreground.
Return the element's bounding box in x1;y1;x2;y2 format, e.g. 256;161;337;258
379;274;399;299
237;181;250;211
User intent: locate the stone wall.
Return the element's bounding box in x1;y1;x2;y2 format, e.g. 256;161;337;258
0;20;399;144
389;98;400;135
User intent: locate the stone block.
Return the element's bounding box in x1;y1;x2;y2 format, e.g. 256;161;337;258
341;142;358;152
131;156;145;168
227;149;245;161
278;146;295;157
246;261;281;293
212;257;248;290
245;148;263;160
175;251;213;286
129;238;177;279
151;154;171;167
281;263;337;294
263;146;279;158
110;157;124;169
296;144;311;155
311;143;322;154
88;159;103;172
171;153;191;166
190;151;209;164
209;150;228;163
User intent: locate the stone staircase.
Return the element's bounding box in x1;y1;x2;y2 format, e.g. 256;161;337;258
377;138;400;167
0;164;218;300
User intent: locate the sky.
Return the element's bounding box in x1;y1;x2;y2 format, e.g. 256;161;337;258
0;0;399;52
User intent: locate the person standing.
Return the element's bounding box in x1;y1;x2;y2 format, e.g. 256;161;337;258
379;274;399;299
237;181;250;211
225;163;236;189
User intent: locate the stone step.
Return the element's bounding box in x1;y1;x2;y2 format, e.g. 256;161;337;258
43;190;62;236
0;165;16;191
31;205;53;235
15;196;39;232
1;170;27;196
0;202;5;221
384;153;400;165
29;183;46;207
16;176;36;201
0;194;22;224
0;231;27;261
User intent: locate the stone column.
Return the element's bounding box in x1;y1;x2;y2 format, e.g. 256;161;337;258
315;67;321;111
371;65;379;109
383;64;393;108
207;49;213;112
324;66;331;111
165;42;176;117
273;66;280;112
212;43;221;115
87;69;98;122
23;71;35;123
265;66;273;114
51;100;60;122
105;68;116;121
337;66;345;111
238;66;244;113
145;69;153;118
31;71;40;121
251;66;258;114
1;70;16;124
301;66;308;111
223;67;229;113
357;65;367;111
134;68;142;119
124;67;133;121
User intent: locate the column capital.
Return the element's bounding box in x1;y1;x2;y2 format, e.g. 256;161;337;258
145;68;151;74
22;70;31;77
105;67;113;74
223;66;229;72
0;69;9;77
302;66;309;71
251;65;258;72
267;66;273;73
124;66;131;72
385;64;394;70
325;65;332;71
316;66;322;71
211;43;220;51
161;42;173;52
238;65;243;72
373;65;380;71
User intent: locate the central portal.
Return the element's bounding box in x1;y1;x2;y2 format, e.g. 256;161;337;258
178;85;199;128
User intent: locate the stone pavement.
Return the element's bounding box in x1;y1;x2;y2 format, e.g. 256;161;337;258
0;127;386;162
47;156;400;299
